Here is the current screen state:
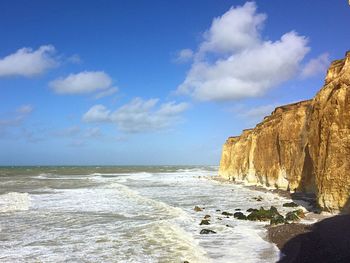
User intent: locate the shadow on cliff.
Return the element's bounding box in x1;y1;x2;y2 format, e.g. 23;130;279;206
277;214;350;263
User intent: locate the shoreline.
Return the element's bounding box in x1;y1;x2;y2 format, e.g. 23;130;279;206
209;176;319;211
208;175;337;261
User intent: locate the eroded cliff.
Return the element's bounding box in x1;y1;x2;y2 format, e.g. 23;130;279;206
219;51;350;212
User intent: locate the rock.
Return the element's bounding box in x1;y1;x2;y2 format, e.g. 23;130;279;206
183;261;189;263
200;229;216;234
194;206;203;212
294;209;305;218
235;208;241;211
204;214;211;219
226;224;231;227
247;206;281;221
253;196;263;201
218;51;350;213
199;219;210;225
247;208;258;213
217;217;222;220
283;202;299;208
270;214;286;225
233;212;247;220
270;206;278;214
216;209;221;212
221;211;233;216
285;211;300;222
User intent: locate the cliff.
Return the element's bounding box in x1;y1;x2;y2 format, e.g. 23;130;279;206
219;51;350;212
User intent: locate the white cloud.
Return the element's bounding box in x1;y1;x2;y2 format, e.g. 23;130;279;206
199;2;266;54
50;71;115;95
174;49;194;63
82;98;189;133
301;53;330;78
177;2;311;101
94;87;118;99
0;45;57;77
82;105;111;122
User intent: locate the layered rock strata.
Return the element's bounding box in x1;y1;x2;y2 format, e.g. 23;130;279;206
219;51;350;212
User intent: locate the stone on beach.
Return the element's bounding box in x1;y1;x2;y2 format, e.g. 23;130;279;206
200;229;216;234
199;219;210;225
194;206;203;212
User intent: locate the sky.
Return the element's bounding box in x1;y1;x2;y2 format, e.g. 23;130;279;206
0;0;349;165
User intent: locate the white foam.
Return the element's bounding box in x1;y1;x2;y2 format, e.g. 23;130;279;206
0;192;31;213
106;182;189;218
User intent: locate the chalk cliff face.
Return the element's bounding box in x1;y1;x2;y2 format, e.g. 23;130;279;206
219;52;350;212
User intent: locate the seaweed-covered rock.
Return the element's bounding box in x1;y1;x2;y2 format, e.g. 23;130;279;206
270;214;286;225
233;212;247;220
247;208;258;213
235;208;241;211
285;211;300;222
221;211;233;216
200;229;216;234
247;206;281;221
199;219;210;225
283;202;298;208
294;209;305;218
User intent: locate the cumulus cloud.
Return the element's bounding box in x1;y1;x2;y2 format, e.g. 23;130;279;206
49;71;117;96
173;49;194;63
177;2;311;101
199;2;266;54
301;53;330;78
0;45;57;77
83;98;189;133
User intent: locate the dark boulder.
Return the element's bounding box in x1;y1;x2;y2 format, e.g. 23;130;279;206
221;211;233;216
283;202;299;207
199;219;210;225
234;212;247;220
247;206;281;221
200;229;216;234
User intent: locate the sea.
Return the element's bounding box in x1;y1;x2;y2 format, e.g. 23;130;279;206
0;166;301;263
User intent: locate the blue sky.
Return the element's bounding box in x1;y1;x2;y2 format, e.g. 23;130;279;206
0;0;349;165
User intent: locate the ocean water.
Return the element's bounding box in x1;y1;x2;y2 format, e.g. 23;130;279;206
0;166;300;263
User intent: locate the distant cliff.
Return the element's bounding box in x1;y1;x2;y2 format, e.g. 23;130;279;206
219;51;350;212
